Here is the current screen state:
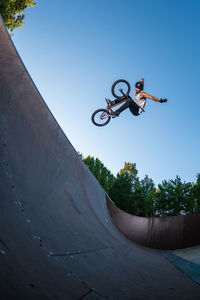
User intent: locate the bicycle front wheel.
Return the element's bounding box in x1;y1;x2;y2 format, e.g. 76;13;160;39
91;109;111;127
111;79;131;99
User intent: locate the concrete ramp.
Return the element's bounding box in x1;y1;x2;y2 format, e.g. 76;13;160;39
0;16;200;299
107;197;200;249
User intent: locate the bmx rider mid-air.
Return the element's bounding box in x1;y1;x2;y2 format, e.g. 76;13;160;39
91;78;167;127
107;78;167;117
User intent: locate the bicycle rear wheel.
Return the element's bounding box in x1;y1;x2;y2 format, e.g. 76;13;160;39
111;79;131;99
91;109;111;127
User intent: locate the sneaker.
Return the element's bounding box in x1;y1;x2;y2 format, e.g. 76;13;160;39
110;111;119;118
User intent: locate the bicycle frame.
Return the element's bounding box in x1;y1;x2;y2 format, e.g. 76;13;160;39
105;98;128;114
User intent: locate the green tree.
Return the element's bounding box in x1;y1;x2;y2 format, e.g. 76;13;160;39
190;173;200;213
109;170;133;213
119;162;138;180
109;162;137;212
115;163;156;216
0;0;36;32
83;156;115;194
155;176;193;216
83;154;199;218
132;175;156;217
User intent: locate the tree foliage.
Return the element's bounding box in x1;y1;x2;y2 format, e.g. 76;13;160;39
0;0;36;32
109;170;133;213
84;156;115;194
132;176;156;217
190;173;200;213
155;176;193;216
83;155;200;217
119;162;138;180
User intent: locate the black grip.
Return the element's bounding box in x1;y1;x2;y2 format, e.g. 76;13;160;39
160;98;168;103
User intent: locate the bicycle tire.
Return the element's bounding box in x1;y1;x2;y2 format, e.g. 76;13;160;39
91;109;111;127
111;79;131;99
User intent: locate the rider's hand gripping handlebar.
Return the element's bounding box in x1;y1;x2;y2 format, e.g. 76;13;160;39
159;98;168;103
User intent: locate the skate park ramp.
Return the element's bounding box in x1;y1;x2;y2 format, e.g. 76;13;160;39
0;16;200;299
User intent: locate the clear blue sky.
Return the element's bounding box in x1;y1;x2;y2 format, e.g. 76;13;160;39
11;0;200;185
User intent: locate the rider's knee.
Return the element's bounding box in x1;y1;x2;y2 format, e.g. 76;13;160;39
127;98;133;104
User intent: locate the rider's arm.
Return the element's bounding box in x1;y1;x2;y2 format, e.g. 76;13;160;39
141;92;161;102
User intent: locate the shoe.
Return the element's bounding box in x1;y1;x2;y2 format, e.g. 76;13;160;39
111;111;119;118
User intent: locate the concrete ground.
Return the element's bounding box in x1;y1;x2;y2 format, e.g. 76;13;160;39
172;246;200;265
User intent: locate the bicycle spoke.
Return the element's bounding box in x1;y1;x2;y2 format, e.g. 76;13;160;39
111;79;130;100
101;112;109;119
94;111;109;125
115;82;128;96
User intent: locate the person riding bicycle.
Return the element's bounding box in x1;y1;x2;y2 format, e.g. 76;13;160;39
107;78;167;117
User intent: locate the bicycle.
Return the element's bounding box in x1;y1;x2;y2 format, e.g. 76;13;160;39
91;79;144;127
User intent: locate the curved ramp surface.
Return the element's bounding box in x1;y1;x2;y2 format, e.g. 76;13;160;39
0;16;200;299
107;197;200;250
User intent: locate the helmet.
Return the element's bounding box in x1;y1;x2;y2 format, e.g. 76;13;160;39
135;78;144;90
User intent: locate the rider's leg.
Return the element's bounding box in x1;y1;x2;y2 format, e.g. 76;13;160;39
129;102;140;116
108;97;126;106
108;100;118;106
114;99;125;105
114;98;133;115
